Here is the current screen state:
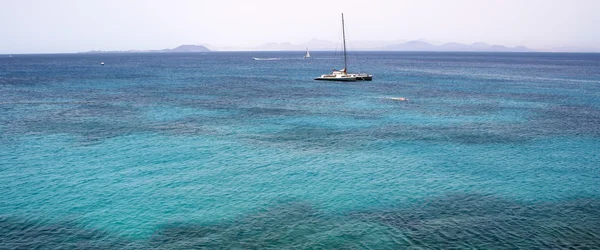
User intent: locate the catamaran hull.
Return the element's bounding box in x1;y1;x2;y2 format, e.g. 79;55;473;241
314;76;372;81
314;77;357;82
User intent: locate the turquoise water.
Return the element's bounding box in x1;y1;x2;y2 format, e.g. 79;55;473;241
1;52;600;248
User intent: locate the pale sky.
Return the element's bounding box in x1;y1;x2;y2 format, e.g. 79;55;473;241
1;0;599;53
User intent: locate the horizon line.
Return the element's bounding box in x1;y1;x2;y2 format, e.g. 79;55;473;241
3;50;600;56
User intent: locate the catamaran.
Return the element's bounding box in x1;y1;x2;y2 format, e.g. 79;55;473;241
315;13;372;82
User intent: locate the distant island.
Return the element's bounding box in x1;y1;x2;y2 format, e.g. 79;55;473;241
380;41;533;52
82;45;211;53
215;39;596;52
249;39;535;52
79;41;599;53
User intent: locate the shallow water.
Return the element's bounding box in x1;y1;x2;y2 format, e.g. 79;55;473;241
1;52;599;248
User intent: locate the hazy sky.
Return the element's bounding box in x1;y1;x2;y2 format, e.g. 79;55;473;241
2;0;599;53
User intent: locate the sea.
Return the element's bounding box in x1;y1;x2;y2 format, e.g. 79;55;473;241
1;51;599;248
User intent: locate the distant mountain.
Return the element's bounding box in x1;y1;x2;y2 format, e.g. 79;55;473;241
471;42;491;49
160;45;211;52
302;39;338;50
383;40;436;51
440;42;471;51
416;38;444;45
81;41;566;53
82;44;211;53
238;40;534;52
297;39;407;50
381;41;534;52
246;39;408;51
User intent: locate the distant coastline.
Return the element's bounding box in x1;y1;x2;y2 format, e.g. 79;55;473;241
77;40;600;54
247;40;537;52
81;45;211;54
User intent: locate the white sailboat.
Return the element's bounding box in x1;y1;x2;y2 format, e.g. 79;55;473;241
303;48;311;59
315;13;372;82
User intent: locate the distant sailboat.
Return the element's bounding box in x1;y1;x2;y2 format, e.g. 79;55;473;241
315;13;372;81
303;48;311;59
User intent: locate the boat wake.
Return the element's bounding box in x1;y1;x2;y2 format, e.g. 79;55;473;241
252;57;281;61
252;57;334;61
384;97;409;101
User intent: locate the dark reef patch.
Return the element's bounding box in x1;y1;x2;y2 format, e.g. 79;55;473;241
354;194;600;249
0;217;137;249
2;195;600;249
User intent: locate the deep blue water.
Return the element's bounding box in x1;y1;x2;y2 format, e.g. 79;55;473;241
1;51;600;248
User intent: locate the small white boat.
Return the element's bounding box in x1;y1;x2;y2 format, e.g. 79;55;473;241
100;62;105;65
303;48;311;59
315;13;372;82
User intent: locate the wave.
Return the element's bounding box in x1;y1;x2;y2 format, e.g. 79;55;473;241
398;68;600;84
252;57;281;61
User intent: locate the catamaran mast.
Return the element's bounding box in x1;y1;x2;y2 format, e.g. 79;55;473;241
342;13;347;72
